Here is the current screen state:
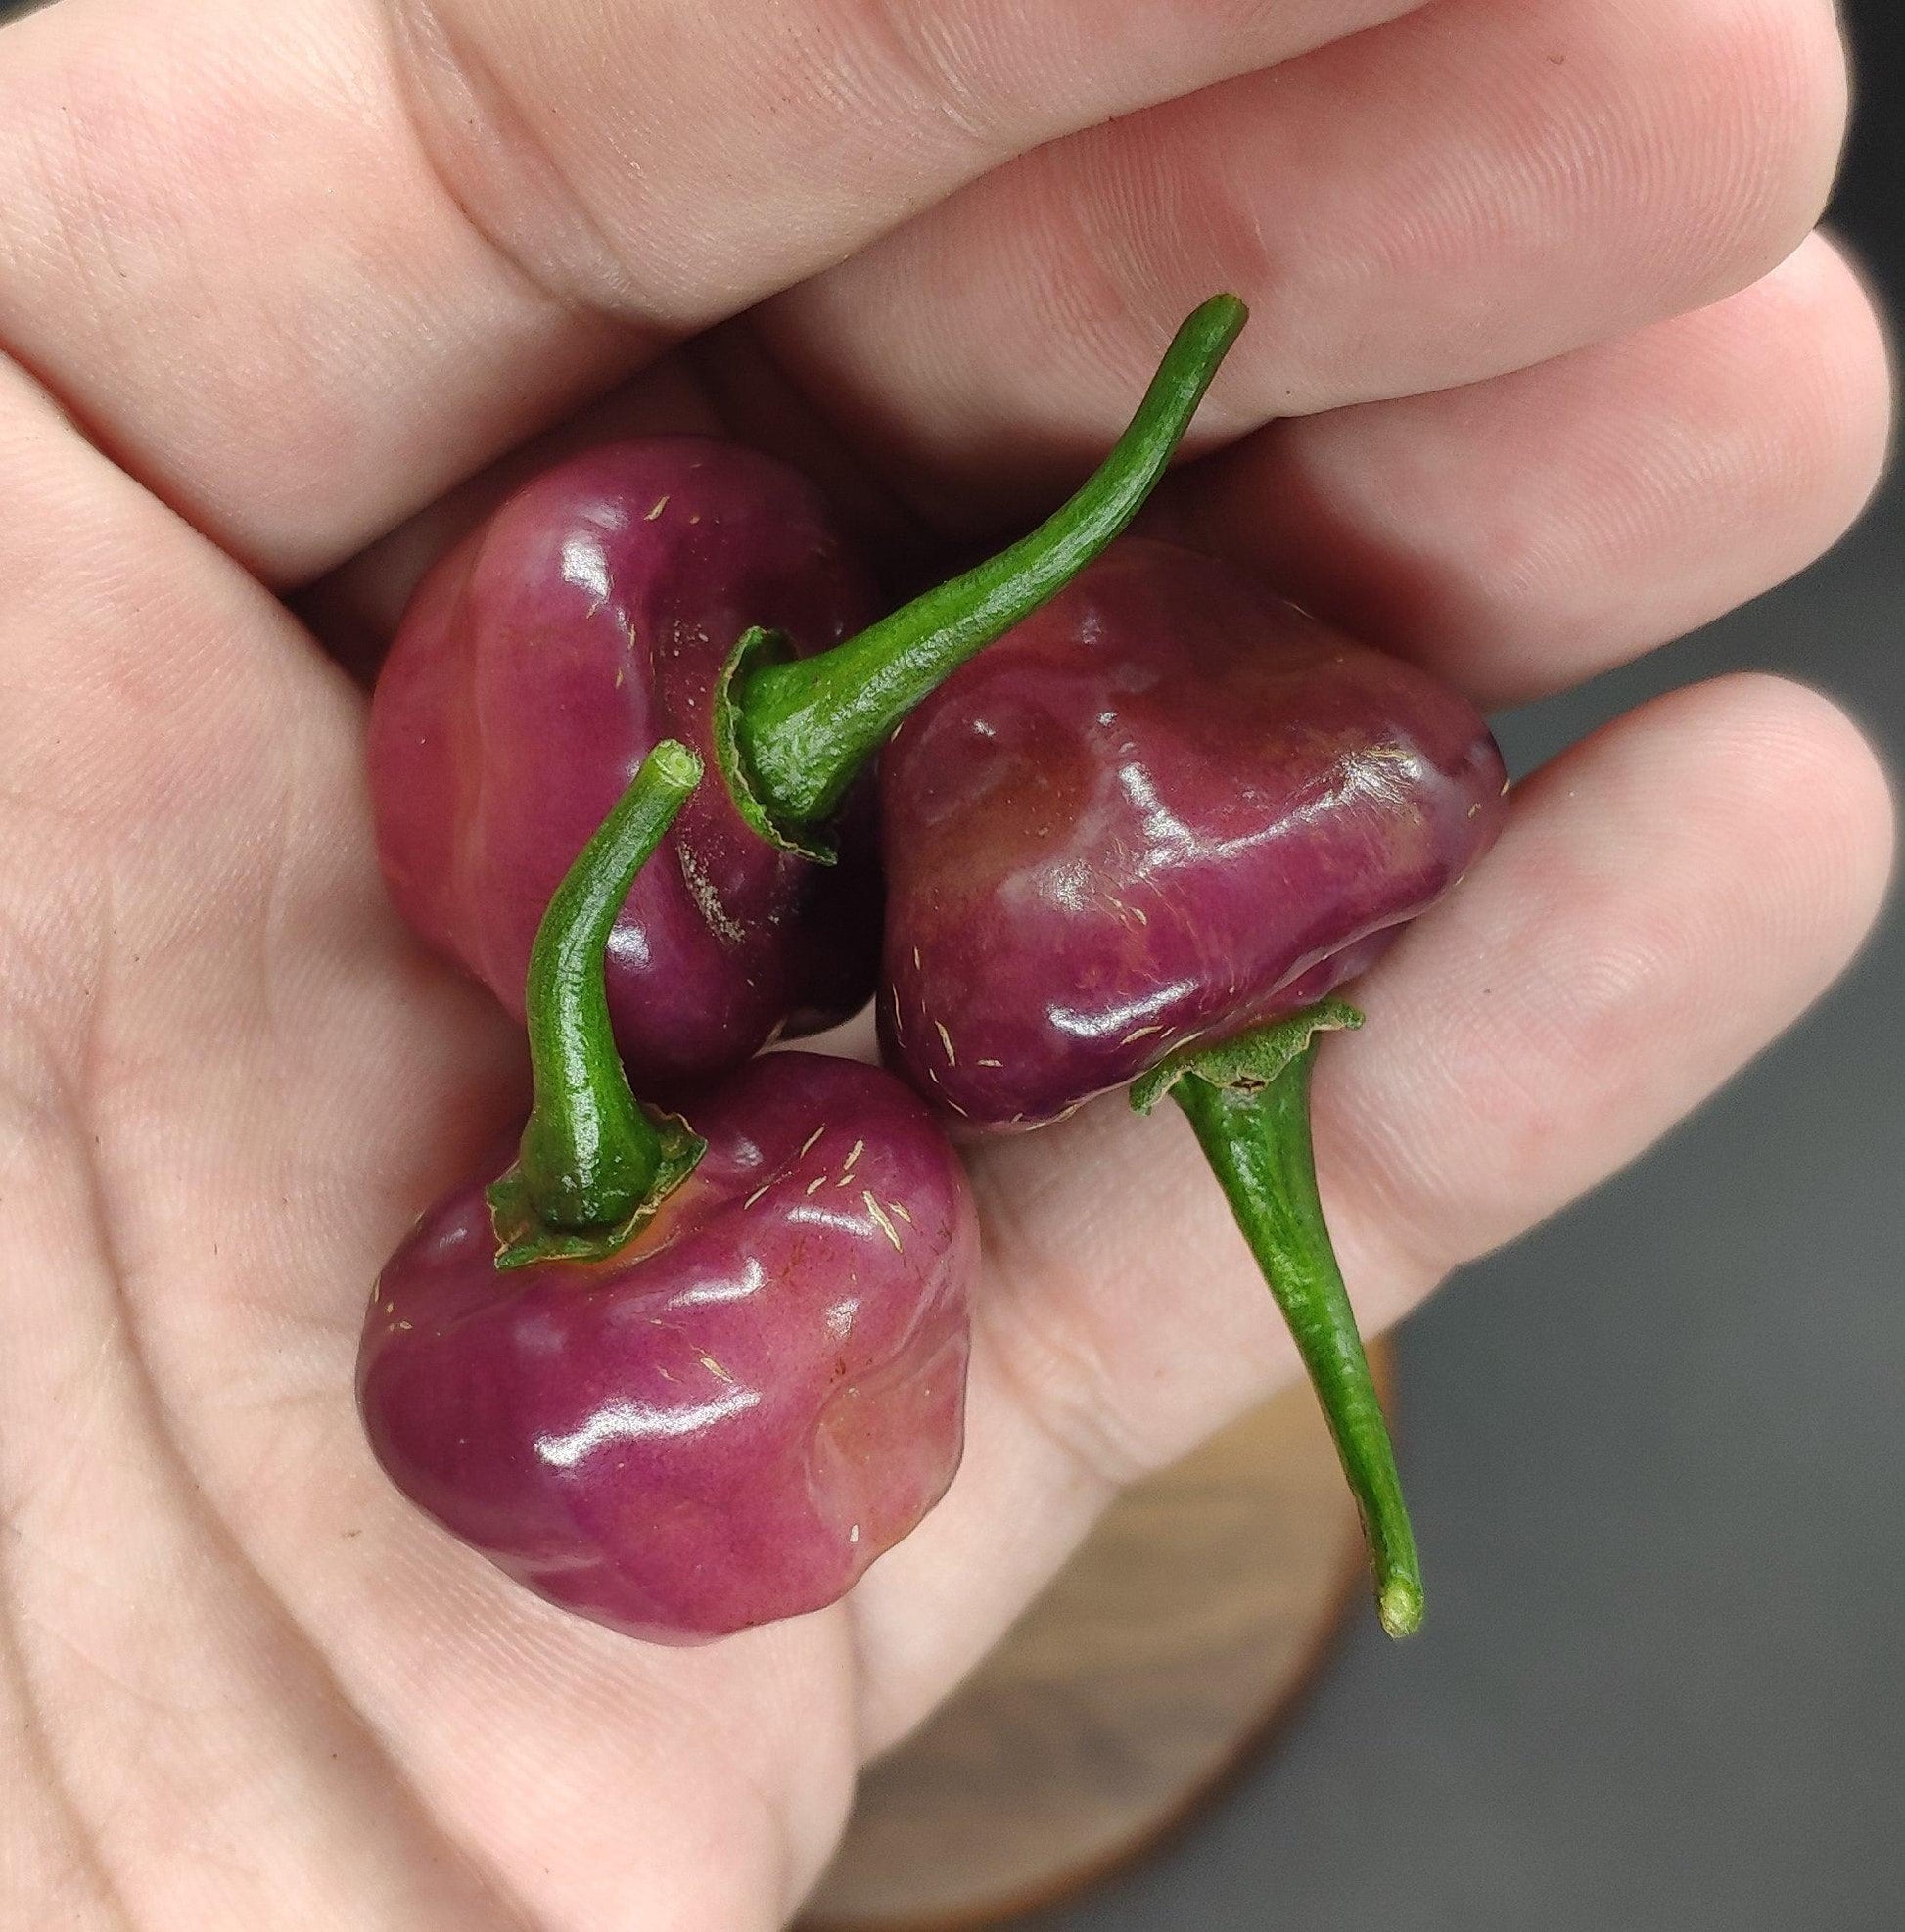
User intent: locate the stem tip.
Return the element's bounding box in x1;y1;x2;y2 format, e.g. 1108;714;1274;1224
1379;1576;1424;1641
648;739;703;794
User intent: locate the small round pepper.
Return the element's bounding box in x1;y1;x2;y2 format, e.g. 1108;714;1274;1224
360;745;978;1642
877;539;1511;1635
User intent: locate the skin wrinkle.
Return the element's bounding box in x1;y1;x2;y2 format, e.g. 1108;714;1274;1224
46;1133;542;1931
372;0;1244;334
236;707;312;1073
846;0;1010;149
839;1347;1112;1763
964;1151;1151;1493
87;1148;561;1910
397;1522;834;1932
0;1118;138;1932
60;937;535;1929
1303;1032;1453;1319
0;3;630;582
0;39;245;549
0;1139;223;1929
1676;0;1849;284
0;1581;136;1932
381;0;669;327
965;1127;1275;1498
0;909;106;1144
737;1725;815;1929
1326;679;1896;1276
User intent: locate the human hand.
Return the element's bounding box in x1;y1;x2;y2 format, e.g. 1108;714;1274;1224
0;0;1891;1925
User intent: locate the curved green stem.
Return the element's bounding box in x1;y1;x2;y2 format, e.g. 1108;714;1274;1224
720;293;1247;851
488;741;708;1269
1149;1007;1422;1638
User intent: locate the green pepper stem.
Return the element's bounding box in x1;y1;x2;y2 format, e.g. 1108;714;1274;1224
515;741;701;1232
1173;1045;1424;1639
728;293;1247;836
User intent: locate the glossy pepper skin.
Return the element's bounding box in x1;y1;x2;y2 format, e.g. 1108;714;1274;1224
370;300;1250;1095
359;746;977;1645
878;538;1510;1128
359;1051;975;1644
369;437;882;1091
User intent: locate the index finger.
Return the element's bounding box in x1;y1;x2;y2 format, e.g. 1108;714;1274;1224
0;0;1419;583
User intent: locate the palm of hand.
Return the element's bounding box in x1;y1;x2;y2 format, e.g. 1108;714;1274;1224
0;0;1893;1926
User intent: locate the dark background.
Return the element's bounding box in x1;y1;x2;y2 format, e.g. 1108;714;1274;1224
1037;5;1904;1928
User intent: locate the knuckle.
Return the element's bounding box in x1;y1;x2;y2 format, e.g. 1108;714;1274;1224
841;0;1004;149
382;0;671;322
976;1260;1158;1494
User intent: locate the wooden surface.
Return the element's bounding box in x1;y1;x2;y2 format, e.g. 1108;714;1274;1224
800;1350;1390;1930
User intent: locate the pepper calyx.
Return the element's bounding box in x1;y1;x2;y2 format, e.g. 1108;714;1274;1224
1129;997;1365;1116
713;626;839;864
488;1107;707;1270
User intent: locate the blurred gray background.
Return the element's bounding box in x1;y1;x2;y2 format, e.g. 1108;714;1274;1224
1030;5;1904;1928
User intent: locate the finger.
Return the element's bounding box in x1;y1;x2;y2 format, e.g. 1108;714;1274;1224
755;0;1849;528
0;0;1419;582
1158;232;1895;709
845;671;1895;1749
304;224;1886;700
